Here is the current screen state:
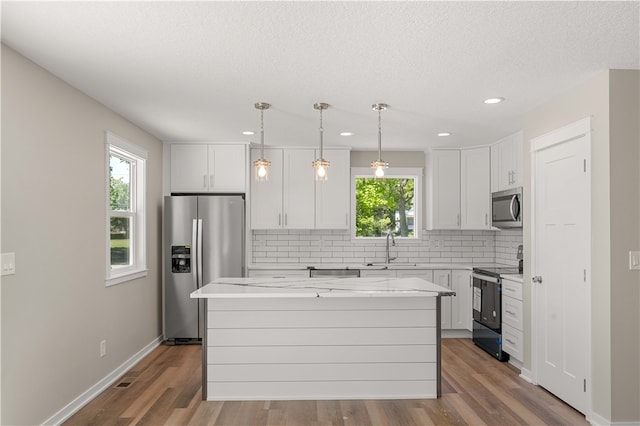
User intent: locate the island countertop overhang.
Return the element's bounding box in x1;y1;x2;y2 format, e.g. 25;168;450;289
191;276;455;299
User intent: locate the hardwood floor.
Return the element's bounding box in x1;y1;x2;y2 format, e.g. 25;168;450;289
64;339;587;425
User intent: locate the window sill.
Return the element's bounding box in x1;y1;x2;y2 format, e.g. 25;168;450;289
106;269;148;287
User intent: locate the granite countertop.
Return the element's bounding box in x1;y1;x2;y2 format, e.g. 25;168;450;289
191;276;456;299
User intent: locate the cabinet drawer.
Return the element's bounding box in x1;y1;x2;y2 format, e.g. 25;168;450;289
502;324;523;362
502;296;523;330
502;278;522;301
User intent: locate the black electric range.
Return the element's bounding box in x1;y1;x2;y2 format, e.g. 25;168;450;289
472;266;522;278
471;266;521;361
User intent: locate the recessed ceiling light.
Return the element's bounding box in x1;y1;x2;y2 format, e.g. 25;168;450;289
437;132;451;137
483;97;505;104
340;132;354;136
242;131;255;135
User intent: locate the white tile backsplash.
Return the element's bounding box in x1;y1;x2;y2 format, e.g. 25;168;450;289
252;228;524;266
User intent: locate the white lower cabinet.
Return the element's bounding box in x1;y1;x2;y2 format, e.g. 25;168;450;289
501;277;524;362
451;270;472;331
396;270;434;281
247;269;310;279
432;270;452;329
422;269;473;331
359;269;396;278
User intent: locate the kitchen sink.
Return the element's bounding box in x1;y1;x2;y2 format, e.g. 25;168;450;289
362;262;418;267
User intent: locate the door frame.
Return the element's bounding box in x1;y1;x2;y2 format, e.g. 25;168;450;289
529;116;592;416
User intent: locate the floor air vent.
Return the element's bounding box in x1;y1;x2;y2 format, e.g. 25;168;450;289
115;380;132;388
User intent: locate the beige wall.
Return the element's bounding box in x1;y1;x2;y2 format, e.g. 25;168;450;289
1;45;164;425
523;70;640;422
608;70;640;422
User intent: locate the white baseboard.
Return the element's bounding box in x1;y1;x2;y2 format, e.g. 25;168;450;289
441;329;472;339
588;412;640;426
42;335;163;426
519;367;535;384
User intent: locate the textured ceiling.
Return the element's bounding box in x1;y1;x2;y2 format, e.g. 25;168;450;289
2;1;638;151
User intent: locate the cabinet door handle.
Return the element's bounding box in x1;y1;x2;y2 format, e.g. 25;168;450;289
278;213;282;226
457;214;460;227
203;175;207;188
285;213;288;226
210;174;214;188
506;310;516;315
485;213;488;226
506;338;516;345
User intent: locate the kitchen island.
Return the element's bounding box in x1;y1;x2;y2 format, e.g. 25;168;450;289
191;276;454;401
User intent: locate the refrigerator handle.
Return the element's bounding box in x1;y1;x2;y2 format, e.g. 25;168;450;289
192;219;198;290
197;219;203;288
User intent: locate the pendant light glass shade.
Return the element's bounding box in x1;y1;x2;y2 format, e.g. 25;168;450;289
371;103;389;178
312;102;330;181
253;102;271;181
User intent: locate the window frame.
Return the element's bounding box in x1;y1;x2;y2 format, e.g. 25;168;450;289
105;131;148;286
350;167;422;240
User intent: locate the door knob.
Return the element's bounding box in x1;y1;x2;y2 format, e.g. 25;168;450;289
532;276;543;283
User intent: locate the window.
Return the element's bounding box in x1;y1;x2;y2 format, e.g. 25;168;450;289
351;167;421;238
106;132;147;285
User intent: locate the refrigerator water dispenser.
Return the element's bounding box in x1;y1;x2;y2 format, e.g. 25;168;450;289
171;246;191;273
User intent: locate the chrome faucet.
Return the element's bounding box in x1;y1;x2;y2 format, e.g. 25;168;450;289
385;231;397;263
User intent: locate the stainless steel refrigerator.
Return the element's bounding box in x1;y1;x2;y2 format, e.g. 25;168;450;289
163;195;245;344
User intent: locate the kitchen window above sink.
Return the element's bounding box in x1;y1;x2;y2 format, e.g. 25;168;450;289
351;167;421;239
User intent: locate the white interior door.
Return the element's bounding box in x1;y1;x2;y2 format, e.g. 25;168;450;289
532;118;591;414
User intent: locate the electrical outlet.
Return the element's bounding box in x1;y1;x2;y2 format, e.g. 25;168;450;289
1;252;16;276
100;340;107;357
630;251;640;270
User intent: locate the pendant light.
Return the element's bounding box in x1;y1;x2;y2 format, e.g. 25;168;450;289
253;102;271;181
371;103;389;178
312;102;330;181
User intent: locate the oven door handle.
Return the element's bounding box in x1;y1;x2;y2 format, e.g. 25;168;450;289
472;273;500;283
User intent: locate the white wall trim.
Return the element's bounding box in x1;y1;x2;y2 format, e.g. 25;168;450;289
42;335;163;426
530;116;592;153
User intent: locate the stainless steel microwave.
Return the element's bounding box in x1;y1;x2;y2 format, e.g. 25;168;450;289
492;187;522;228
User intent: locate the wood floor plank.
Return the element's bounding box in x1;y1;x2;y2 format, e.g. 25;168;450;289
64;339;589;426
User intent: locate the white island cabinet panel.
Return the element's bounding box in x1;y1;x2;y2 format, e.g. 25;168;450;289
192;277;453;401
209;345;436;364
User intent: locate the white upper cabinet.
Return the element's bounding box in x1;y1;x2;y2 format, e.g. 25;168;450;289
427;147;490;230
426;150;461;230
251;147;350;230
170;144;246;193
250;148;315;229
460;147;491;229
283;149;316;229
250;148;284;229
315;149;350;229
491;131;523;192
